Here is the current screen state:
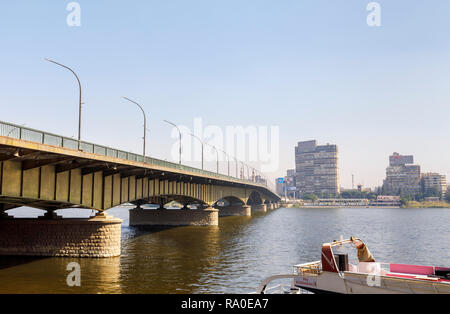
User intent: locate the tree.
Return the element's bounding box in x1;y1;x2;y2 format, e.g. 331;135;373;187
446;193;450;203
303;194;318;201
400;195;412;206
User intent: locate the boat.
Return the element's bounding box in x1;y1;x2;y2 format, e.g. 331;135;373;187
256;237;450;294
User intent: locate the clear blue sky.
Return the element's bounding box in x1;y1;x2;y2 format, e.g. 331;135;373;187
1;1;449;188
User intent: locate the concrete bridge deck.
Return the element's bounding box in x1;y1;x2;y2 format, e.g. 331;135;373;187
0;120;279;212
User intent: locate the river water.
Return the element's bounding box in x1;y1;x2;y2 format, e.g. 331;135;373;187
0;207;448;293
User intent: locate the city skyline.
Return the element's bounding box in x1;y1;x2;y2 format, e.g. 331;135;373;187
284;143;448;190
1;1;450;188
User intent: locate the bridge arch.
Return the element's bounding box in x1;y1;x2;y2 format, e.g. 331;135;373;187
213;196;246;208
132;195;209;209
246;191;263;205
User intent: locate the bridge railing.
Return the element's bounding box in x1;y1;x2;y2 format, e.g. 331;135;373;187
0;120;273;191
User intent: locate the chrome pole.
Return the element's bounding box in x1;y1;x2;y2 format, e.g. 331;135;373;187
45;58;82;150
123;97;147;159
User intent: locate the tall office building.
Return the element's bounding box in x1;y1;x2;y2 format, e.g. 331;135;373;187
295;140;340;196
421;173;447;199
382;152;421;196
285;169;297;198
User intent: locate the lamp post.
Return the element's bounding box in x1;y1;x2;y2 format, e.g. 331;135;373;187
190;133;204;170
207;144;219;174
245;164;250;181
234;156;238;178
251;167;256;182
240;161;245;179
45;58;82;150
122;97;147;159
220;149;230;176
163;120;182;164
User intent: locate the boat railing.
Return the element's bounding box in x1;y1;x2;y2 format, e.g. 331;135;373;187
251;283;312;294
293;260;322;276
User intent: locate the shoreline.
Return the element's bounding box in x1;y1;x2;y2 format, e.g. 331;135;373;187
402;201;450;209
290;205;449;209
293;205;400;209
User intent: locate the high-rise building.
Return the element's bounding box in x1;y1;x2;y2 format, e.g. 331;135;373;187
295;140;339;196
382;152;421;196
421;173;447;199
285;169;297;198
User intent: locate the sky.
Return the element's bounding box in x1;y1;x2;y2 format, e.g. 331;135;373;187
1;1;449;189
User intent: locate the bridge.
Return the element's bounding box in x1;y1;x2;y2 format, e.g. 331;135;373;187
0;120;280;258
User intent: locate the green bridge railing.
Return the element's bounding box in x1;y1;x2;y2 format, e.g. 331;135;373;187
0;120;271;190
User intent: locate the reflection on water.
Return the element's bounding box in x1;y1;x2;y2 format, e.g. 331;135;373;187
0;207;449;293
0;256;121;294
120;225;222;293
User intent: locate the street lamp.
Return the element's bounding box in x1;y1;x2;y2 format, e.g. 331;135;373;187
122;97;147;159
244;163;250;181
233;156;239;178
45;58;82;150
207;144;219;174
249;166;255;182
220;149;230;176
240;161;245;179
163;120;182;164
190;133;204;170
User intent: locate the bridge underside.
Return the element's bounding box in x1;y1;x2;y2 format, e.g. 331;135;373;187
0;137;279;214
0;136;280;258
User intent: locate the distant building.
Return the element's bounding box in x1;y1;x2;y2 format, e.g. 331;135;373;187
421;173;447;199
285;169;296;198
424;196;440;202
275;178;284;195
295;140;339;197
382;152;420;196
371;195;401;206
275;169;297;199
303;199;369;207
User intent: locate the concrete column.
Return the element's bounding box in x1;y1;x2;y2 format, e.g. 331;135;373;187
267;203;274;210
218;205;251;217
129;207;218;226
0;214;122;258
38;210;62;220
251;204;267;213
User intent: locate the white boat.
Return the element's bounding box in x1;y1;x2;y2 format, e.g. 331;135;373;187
257;237;450;294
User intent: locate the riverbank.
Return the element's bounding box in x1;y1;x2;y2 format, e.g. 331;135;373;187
290;203;400;209
295;205;400;209
402;201;450;208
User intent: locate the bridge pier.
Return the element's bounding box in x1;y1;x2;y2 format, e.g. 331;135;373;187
129;208;218;226
251;204;267;213
218;205;251;217
0;213;122;258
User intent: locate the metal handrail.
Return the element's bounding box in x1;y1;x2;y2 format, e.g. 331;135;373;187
0;120;274;192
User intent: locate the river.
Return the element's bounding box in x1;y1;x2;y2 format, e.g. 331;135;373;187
0;207;448;293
